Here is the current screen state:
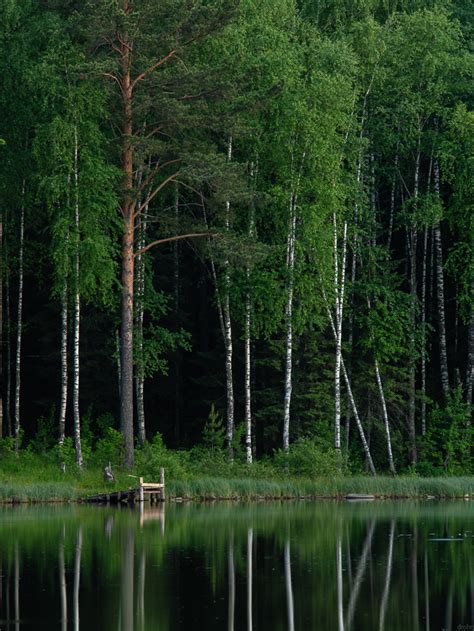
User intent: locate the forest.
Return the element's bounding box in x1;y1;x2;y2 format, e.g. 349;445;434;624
0;0;472;481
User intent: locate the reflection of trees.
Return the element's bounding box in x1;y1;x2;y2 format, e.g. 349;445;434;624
59;527;67;631
120;526;134;631
247;528;253;631
74;527;83;631
345;520;376;630
285;538;294;631
379;520;395;631
228;534;235;631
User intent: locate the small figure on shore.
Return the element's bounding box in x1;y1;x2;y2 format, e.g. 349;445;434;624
103;462;115;482
60;462;66;474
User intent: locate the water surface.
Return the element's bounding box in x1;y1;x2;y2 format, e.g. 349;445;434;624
0;500;473;629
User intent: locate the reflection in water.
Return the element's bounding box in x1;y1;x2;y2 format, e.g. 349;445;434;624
1;502;474;630
228;534;235;631
346;519;376;630
284;538;294;631
59;527;67;631
121;526;134;631
247;528;253;631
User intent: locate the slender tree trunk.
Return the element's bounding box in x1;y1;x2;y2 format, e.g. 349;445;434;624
0;209;3;437
466;277;474;408
421;224;428;436
223;137;235;458
58;276;68;446
408;135;421;465
375;358;396;474
173;186;181;446
283;193;297;453
334;217;348;456
73;126;83;468
345;247;357;450
119;9;136;468
433;159;450;399
14;185;25;453
324;293;376;474
135;210;146;446
386;149;399;253
5;250;11;436
245;163;257;464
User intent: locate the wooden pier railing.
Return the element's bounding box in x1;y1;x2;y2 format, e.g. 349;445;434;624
85;468;165;505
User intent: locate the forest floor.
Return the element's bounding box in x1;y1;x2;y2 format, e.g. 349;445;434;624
0;455;473;503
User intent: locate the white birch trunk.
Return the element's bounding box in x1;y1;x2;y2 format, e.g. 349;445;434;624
6;251;11;436
375;359;396;475
245;163;257;464
283;194;297;453
421;225;428;436
224;137;235;458
58;277;68;446
433;159;450;399
334;216;348;455
135;210;146;446
466;277;474;408
14;184;25;453
72;127;83;468
408;134;421;464
324;291;376;474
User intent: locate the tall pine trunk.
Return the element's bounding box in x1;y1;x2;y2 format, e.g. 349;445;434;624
119;19;136;467
72;126;83;468
14;184;25;453
5;246;11;436
0;209;3;438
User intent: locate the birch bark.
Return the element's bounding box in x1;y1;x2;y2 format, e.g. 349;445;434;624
223;137;235;458
433;159;450;399
0;209;2;437
58;277;68;446
245;162;257;464
282;193;296;453
14;184;25;453
466;277;474;408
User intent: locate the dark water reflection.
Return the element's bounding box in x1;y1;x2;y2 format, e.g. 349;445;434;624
0;501;473;630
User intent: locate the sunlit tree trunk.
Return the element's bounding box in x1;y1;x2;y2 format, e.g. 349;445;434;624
466;277;474;408
375;358;396;474
245;164;256;463
14;184;25;453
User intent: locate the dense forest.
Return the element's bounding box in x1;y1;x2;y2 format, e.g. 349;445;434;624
0;0;472;475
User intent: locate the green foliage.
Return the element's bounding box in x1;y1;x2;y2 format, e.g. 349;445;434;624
29;408;56;454
417;387;473;476
201;404;226;451
273;438;349;478
93;428;124;468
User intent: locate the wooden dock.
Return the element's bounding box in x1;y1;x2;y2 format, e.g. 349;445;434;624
85;469;165;505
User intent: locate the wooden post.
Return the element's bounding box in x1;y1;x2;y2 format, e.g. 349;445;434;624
139;477;144;503
160;467;165;501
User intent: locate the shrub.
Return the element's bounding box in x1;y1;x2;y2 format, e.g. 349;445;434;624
273;437;348;478
93;428;124;467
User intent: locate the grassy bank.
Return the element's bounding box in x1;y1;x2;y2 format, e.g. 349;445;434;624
1;446;474;503
1;472;474;503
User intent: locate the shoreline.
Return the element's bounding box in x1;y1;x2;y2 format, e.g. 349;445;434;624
1;475;474;504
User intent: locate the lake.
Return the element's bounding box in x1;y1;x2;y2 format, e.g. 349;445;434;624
0;501;473;629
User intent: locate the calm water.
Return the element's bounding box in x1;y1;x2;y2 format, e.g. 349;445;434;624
0;501;473;630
